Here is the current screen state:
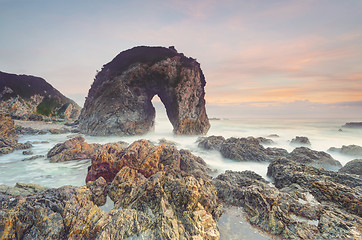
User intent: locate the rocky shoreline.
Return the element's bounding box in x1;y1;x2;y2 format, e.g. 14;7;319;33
1;126;362;239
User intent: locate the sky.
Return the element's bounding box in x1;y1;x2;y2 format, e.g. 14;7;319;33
1;0;362;118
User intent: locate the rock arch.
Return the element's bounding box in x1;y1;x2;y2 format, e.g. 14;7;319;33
78;46;210;136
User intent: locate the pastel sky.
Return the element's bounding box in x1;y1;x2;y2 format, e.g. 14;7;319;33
1;0;362;118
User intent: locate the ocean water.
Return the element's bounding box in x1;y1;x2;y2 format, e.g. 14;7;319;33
2;116;361;188
1;112;361;239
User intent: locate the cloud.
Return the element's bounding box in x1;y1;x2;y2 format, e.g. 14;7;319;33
206;100;362;118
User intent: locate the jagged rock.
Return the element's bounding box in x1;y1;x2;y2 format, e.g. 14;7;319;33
0;185;106;239
28;113;43;121
158;138;177;146
214;170;362;239
1;140;222;239
87;139;211;183
86;142;129;183
86;176;108;206
267;134;280;138
290;136;311;146
198;135;225;150
288;147;342;170
328;144;362;157
198;136;288;162
267;158;362;217
0;71;81;120
47;136;102;163
48;127;71;134
15;141;32;150
253;136;274;144
15;126;48;135
78;46;210;136
22;150;33;155
0;113;16;137
104;140;221;239
339;159;362;176
22;155;44;161
0;113;24;155
88;140;221;238
0;182;48;196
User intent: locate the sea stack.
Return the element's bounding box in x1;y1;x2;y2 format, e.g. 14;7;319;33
79;46;210;136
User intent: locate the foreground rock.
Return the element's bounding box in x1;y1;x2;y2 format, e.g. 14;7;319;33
47;136;103;162
88;139;221;238
198;136;287;162
213;164;362;239
288;147;342;170
79;46;210;136
328;144;362;157
0;182;48;196
268;158;362;217
339;159;362;176
0;113;31;155
0;71;81;120
1;140;221;239
290;136;311;146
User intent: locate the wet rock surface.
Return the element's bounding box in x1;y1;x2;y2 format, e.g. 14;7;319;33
267;158;362;217
79;46;210;136
288;147;342;170
328;144;362;157
1;140;222;239
214;168;362;239
338;159;362;176
198;136;287;162
0;182;48;196
47;136;102;163
0;113;32;155
290;136;311;146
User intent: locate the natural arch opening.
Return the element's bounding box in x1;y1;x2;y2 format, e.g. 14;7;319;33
151;95;173;134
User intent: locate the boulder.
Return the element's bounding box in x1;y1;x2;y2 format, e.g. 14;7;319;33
78;46;210;136
328;144;362;157
214;169;362;239
288;147;342;170
22;150;33;155
267;158;362;216
0;113;28;155
198;136;288;162
338;159;362;176
197;135;225;150
157;138;177;146
1;140;222;239
22;155;44;161
48;127;71;134
47;136;102;163
0;182;48;196
290;136;311;146
88;140;221;238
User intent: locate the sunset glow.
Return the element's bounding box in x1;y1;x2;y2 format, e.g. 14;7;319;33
1;0;361;117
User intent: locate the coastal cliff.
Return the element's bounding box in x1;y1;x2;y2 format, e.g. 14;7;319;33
0;71;81;120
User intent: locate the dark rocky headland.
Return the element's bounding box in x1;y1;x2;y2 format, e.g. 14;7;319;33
0;71;81;120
